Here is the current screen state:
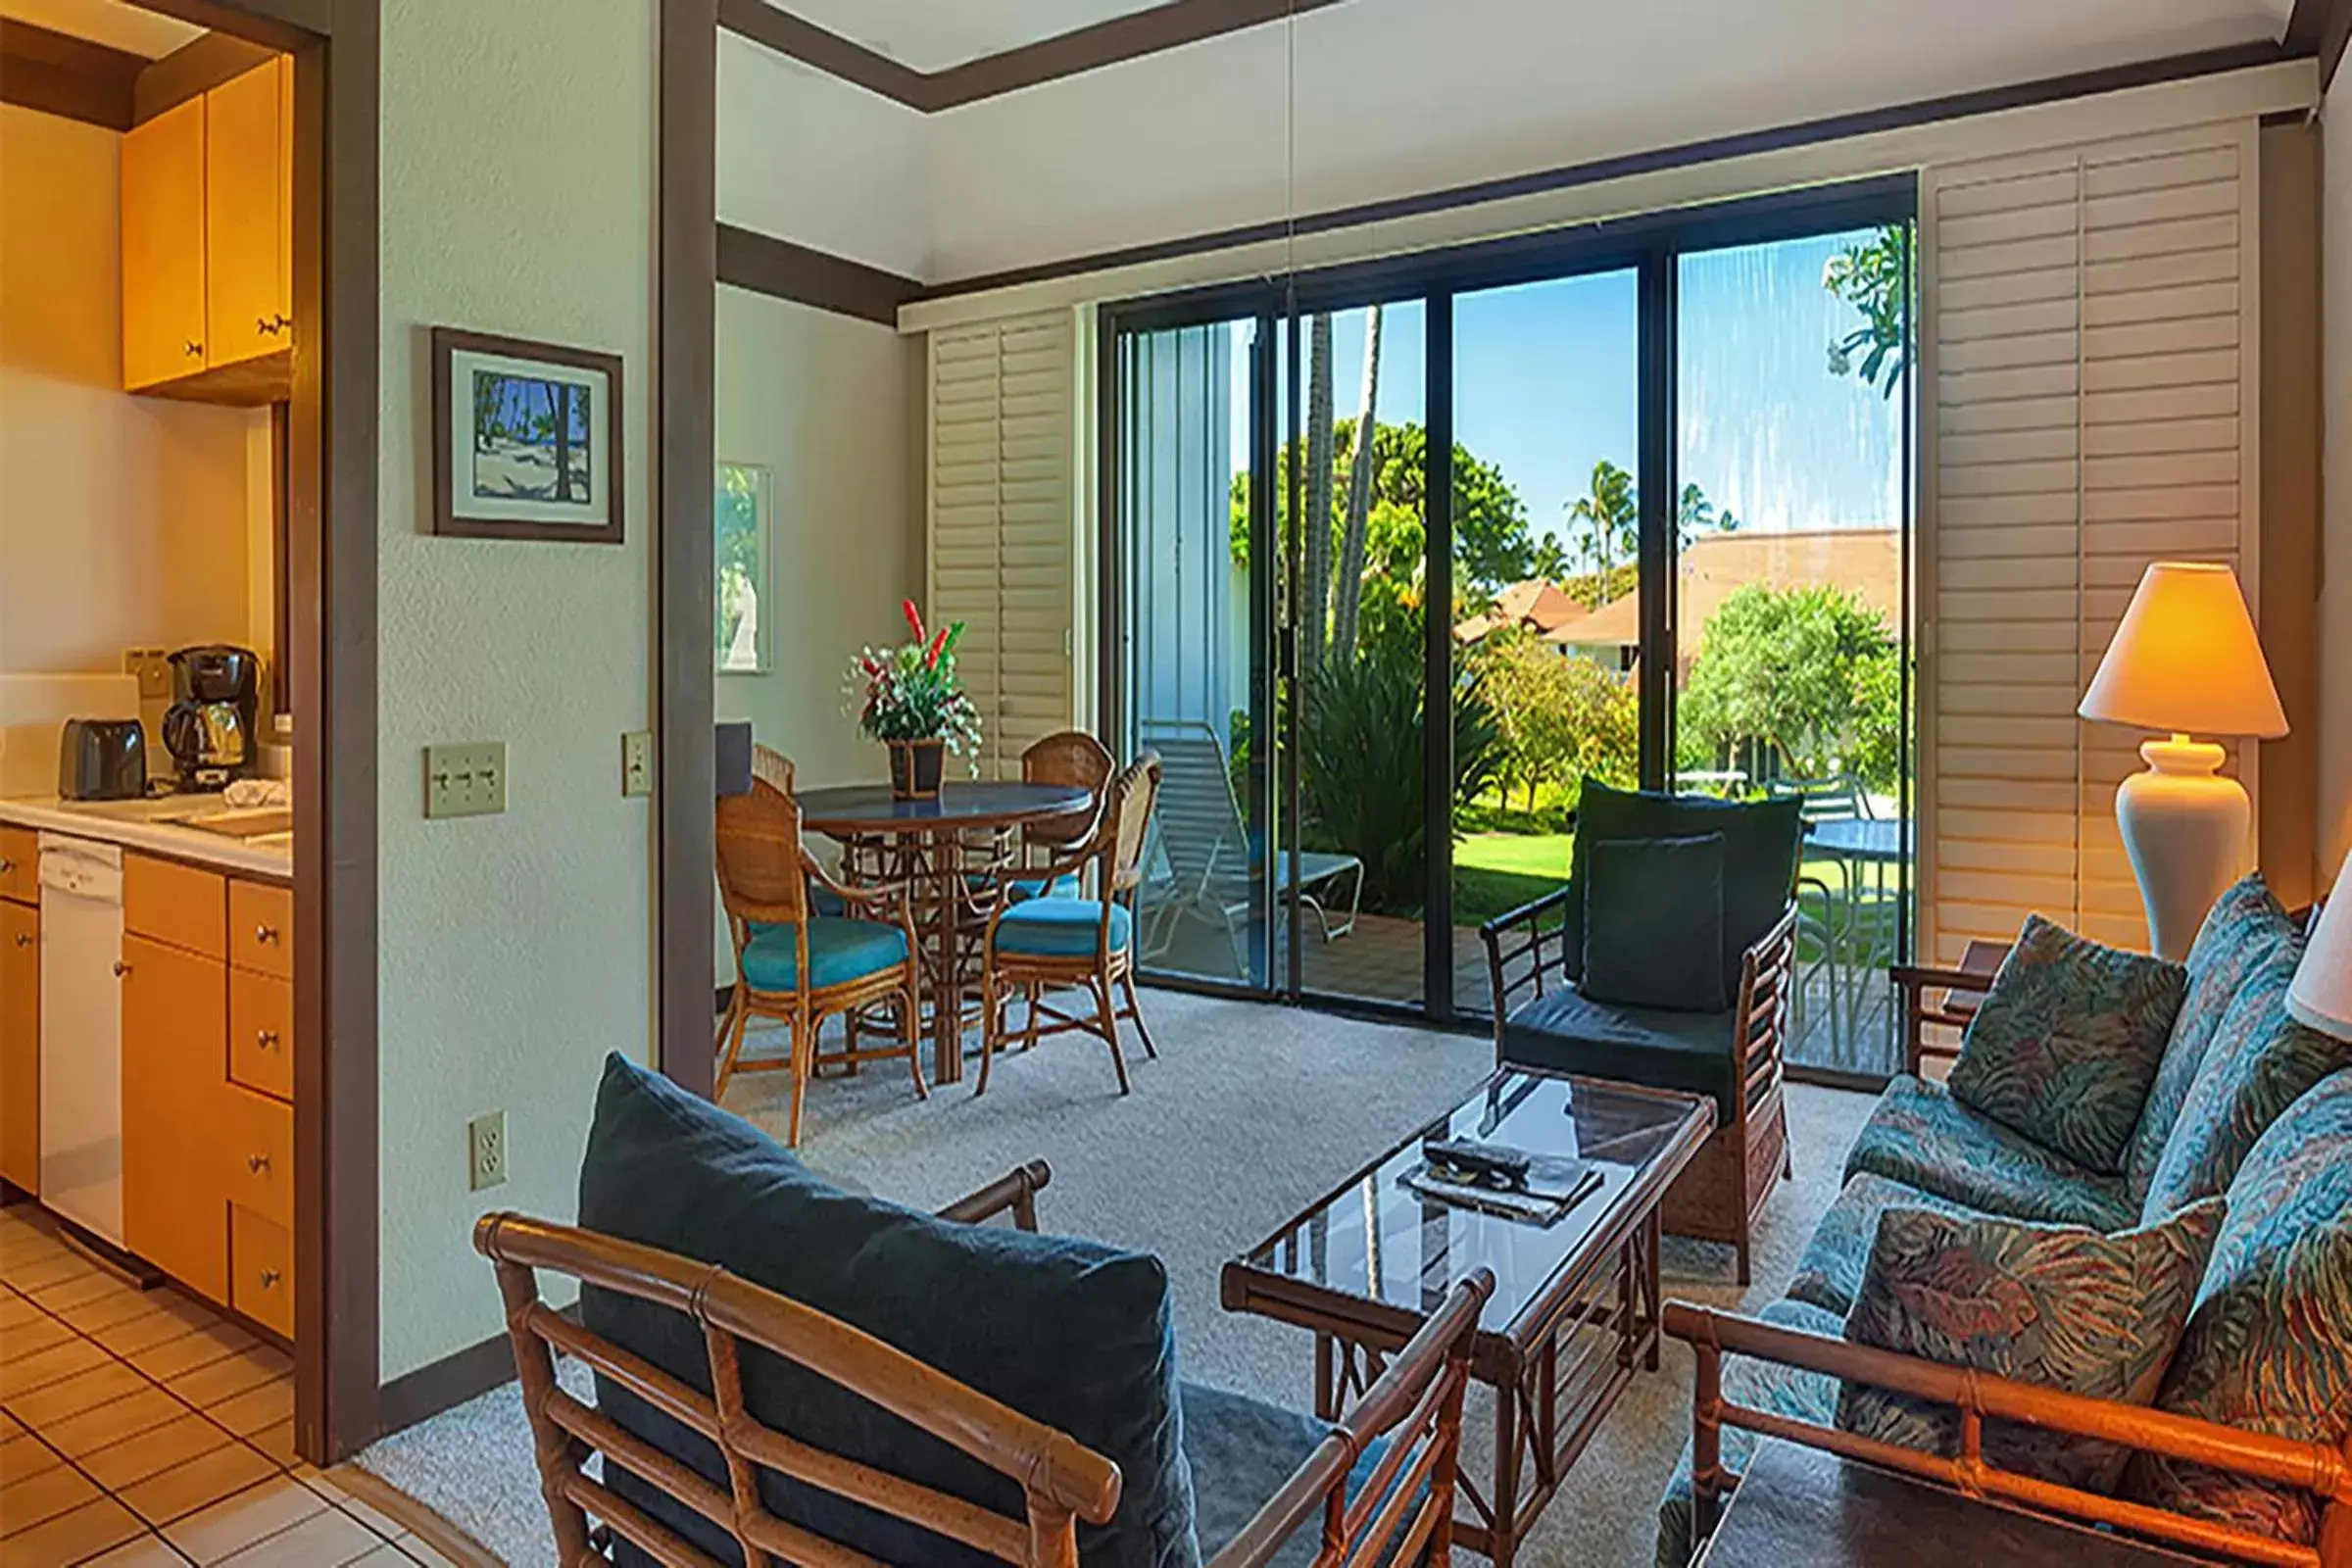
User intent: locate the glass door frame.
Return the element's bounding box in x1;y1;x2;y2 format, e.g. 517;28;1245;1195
1100;172;1920;1044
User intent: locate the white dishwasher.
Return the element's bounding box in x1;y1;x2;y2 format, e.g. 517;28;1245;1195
39;834;124;1245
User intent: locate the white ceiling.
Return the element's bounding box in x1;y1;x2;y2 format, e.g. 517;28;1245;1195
0;0;203;56
765;0;2296;75
772;0;1182;71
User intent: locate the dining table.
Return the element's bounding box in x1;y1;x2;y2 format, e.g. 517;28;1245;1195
797;781;1094;1085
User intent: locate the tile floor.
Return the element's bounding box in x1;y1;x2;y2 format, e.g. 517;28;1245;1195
0;1205;473;1568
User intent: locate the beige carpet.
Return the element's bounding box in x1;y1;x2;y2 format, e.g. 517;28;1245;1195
359;990;1874;1566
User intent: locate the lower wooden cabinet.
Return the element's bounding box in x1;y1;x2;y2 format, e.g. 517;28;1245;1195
0;900;36;1193
229;1202;293;1339
122;933;229;1304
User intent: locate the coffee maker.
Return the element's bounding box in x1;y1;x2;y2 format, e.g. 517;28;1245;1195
162;645;261;791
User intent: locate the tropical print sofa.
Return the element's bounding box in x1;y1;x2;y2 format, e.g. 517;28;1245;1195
1656;874;2352;1566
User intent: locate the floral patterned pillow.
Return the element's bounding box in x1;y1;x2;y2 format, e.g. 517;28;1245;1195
1947;915;2186;1173
1837;1200;2226;1494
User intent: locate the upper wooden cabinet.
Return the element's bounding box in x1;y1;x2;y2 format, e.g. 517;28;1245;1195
122;58;294;401
122;95;208;392
204;57;292;371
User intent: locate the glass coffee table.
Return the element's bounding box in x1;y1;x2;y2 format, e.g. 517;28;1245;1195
1221;1068;1714;1566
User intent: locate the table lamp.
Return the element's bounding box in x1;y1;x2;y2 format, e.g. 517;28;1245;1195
2288;855;2350;1041
2078;562;2287;960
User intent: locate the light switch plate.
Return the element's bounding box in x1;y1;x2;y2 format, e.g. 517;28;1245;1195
425;742;507;819
621;730;654;798
122;648;172;701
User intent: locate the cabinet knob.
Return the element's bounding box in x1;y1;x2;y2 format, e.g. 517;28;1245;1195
247;1152;270;1174
11;933;28;949
113;960;130;978
0;858;14;873
257;1029;280;1049
183;341;202;358
255;924;279;946
257;316;276;336
258;1269;281;1289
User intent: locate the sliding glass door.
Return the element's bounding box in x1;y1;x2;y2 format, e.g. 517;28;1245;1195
1105;181;1918;1064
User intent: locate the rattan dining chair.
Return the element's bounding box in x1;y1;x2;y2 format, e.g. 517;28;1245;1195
714;775;924;1141
975;753;1162;1097
1015;730;1114;897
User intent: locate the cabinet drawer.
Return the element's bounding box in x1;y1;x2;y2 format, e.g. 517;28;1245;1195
229;1203;292;1340
0;828;32;904
126;855;225;957
228;880;292;979
222;1083;293;1229
227;968;292;1102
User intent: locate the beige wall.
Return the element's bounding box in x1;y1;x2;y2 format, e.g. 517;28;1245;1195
0;104;257;679
712;285;922;789
375;0;656;1381
2325;80;2352;878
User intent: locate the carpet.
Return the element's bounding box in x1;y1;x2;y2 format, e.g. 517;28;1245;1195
358;989;1874;1566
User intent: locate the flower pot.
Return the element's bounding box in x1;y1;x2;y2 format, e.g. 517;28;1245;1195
887;737;947;801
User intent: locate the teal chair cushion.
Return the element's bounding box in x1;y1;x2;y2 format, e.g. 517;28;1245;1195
995;898;1131;959
740;917;907;994
1010;873;1084;904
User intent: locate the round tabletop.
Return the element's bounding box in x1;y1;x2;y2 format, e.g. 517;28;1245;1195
1808;817;1911;862
797;781;1094;836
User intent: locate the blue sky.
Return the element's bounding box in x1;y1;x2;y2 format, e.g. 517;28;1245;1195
1228;228;1905;551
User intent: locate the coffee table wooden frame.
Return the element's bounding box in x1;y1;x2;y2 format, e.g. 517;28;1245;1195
1220;1071;1714;1566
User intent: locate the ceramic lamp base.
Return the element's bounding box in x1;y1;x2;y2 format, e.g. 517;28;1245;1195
2115;736;2248;961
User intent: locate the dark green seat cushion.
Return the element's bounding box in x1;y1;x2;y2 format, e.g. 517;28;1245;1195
2138;931;2350;1222
1844;1076;2134;1231
1500;986;1740;1120
576;1055;1198;1568
2128;1069;2352;1545
738;916;907;994
994;898;1133;958
1945;915;2185;1175
1655;1298;1843;1568
1567;780;1802;985
2125;874;2298;1202
1580;835;1729;1013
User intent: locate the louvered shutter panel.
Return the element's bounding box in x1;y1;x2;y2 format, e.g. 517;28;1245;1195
1924;122;2260;961
927;312;1077;777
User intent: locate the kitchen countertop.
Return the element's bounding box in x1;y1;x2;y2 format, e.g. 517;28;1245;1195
0;797;292;882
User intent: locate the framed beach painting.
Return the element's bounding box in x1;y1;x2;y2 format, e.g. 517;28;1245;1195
431;327;624;542
715;462;771;674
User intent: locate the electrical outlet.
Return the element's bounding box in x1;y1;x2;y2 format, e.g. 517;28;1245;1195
122;647;172;701
621;730;654;798
467;1110;508;1192
424;742;507;819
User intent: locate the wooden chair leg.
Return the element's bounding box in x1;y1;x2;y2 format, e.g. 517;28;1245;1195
1092;976;1131;1096
901;973;927;1102
785;1008;811;1147
1119;973;1157;1059
975;966;1002;1098
714;993;751;1101
1022;982;1043;1054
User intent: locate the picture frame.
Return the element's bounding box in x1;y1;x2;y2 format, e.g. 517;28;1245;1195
714;462;772;675
431;326;624;543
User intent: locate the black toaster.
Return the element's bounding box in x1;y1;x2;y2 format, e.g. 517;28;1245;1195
59;718;148;801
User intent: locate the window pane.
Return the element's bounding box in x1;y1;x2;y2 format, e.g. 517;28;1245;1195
716;463;768;674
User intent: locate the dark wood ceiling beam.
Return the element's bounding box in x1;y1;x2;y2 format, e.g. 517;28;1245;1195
133;30;278;124
715;224;922;324
0;19;144;130
2284;0;2352;89
717;0;1351;112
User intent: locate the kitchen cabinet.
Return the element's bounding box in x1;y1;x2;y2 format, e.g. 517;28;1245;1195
121;58;294;403
121;932;229;1303
203;56;292;371
0;901;36;1194
122;96;209;393
0;828;34;903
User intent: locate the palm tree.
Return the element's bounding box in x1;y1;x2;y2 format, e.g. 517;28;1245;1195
1567;461;1638;579
1331;306;1383;659
1302;315;1335;678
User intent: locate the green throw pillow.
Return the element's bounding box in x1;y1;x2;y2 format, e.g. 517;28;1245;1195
1837;1199;2226;1494
1566;779;1801;986
1579;834;1729;1013
1946;915;2186;1174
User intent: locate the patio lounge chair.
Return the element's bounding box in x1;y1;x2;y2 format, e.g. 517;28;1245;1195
1136;719;1363;966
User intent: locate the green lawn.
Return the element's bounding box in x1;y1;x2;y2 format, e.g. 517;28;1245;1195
1449;828;1879;930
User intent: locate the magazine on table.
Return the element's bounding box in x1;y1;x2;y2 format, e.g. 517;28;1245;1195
1400;1149;1602;1226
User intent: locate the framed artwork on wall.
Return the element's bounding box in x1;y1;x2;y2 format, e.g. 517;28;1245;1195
715;462;771;674
431;326;624;542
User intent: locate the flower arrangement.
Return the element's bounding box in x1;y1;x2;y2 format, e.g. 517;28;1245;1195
847;601;984;757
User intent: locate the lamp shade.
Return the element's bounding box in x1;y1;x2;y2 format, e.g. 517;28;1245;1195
2079;563;2287;738
2289;856;2352;1041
